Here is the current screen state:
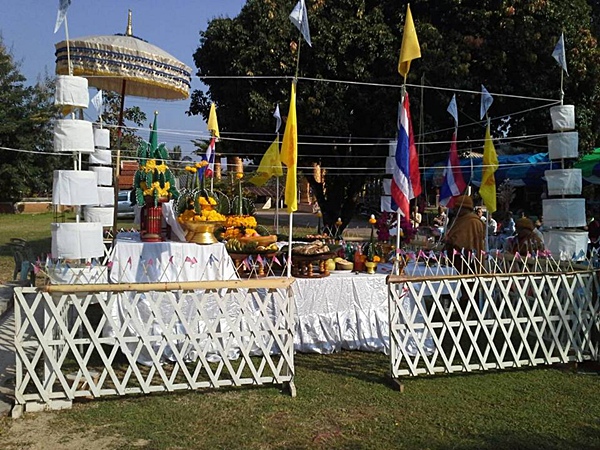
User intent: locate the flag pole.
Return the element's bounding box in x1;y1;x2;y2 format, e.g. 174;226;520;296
275;127;280;234
64;16;72;76
210;132;215;193
288;13;303;277
396;83;407;270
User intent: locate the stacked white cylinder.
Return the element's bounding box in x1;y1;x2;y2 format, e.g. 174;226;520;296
85;127;114;227
52;76;104;259
542;104;587;259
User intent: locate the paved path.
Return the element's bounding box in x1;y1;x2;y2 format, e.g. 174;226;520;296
0;288;15;416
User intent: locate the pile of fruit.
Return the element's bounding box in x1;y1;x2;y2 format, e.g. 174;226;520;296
225;238;278;254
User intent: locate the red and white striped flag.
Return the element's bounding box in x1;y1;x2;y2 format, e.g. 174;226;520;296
390;92;421;218
205;137;216;177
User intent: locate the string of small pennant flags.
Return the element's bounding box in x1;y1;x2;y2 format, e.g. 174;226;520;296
393;247;595;276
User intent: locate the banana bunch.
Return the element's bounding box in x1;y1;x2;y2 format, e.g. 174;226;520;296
226;239;279;253
225;238;244;253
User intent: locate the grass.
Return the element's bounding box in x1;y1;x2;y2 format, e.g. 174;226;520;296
2;213;599;448
1;352;599;449
0;212;137;283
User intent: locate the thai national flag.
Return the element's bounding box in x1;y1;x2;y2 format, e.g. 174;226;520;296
205;137;216;177
390;92;421;218
439;131;466;207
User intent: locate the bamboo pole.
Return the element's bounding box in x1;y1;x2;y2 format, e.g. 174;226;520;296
45;276;296;294
386;268;593;285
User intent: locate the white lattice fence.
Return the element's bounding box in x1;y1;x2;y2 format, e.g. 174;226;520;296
388;269;600;379
13;278;296;413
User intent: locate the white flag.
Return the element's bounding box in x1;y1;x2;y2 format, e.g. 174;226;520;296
91;90;103;114
480;85;493;120
552;33;568;75
447;94;458;126
54;0;72;33
273;104;282;134
289;0;312;47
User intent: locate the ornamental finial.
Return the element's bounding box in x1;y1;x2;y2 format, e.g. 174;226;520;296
126;10;133;36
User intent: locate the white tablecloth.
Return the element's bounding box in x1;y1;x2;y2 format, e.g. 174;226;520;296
293;263;456;355
109;240;238;283
105;240;239;365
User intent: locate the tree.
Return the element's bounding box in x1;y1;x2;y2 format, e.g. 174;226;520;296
97;90;147;158
189;0;600;229
0;38;68;202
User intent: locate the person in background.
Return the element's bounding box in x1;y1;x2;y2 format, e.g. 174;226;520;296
532;217;544;242
475;207;487;223
505;217;545;255
410;205;422;229
503;211;516;235
444;195;485;273
433;206;447;235
488;215;498;235
587;210;600;257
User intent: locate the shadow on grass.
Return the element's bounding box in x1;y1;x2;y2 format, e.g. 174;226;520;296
427;426;600;450
295;350;391;386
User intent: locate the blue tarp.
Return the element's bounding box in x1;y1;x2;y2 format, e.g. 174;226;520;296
424;153;558;188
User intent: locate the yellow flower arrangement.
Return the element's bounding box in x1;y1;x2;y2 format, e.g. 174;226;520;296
132;115;179;207
140;181;171;198
223;227;242;239
177;195;226;223
225;215;257;229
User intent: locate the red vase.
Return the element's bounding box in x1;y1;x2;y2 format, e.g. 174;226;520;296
141;197;168;242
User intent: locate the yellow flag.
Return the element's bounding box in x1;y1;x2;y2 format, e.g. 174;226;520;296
398;4;421;77
249;138;283;186
280;82;298;213
480;122;499;213
207;103;220;138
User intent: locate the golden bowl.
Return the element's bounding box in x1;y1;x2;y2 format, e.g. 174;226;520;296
182;221;224;245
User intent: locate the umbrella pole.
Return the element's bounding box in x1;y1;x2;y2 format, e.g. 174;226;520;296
113;80;127;242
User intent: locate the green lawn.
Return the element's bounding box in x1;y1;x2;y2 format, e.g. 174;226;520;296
1;213;599;449
1;352;599;449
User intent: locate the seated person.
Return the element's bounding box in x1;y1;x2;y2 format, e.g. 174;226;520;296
504;218;545;255
410;205;422;229
444;195;485;273
433;206;447;234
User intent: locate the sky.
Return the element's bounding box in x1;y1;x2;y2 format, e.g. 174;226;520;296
1;0;247;156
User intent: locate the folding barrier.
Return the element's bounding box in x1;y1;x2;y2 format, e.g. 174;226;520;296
13;278;296;414
388;268;599;384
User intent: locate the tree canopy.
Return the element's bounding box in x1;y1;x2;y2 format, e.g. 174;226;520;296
190;0;600;226
0;39;68;202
